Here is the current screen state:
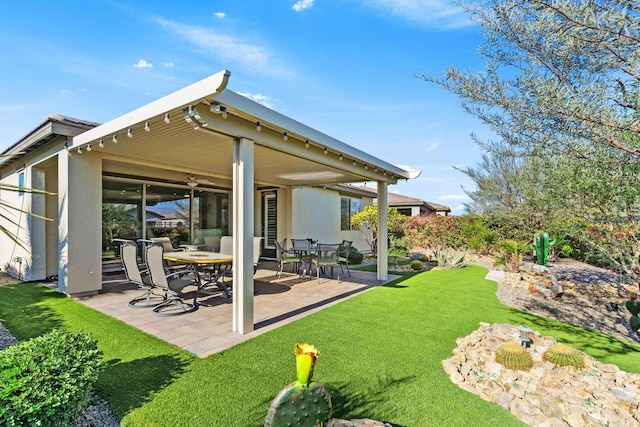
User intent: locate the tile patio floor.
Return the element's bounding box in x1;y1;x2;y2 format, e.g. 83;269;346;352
74;261;398;358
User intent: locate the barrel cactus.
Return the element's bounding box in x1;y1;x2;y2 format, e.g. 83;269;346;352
542;343;585;368
495;342;533;371
265;343;332;427
626;293;640;332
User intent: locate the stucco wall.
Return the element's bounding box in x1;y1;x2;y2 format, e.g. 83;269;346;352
291;187;371;254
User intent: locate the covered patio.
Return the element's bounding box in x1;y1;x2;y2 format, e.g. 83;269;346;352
73;262;398;357
1;68;418;337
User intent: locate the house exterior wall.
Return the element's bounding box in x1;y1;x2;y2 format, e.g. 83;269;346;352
0;140;64;281
291;187;371;253
58;151;102;296
0;170;30;279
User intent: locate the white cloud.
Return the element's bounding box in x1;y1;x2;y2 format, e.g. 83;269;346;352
155;18;292;77
214;12;226;18
236;92;276;109
292;0;314;12
365;0;473;29
437;194;468;201
164;62;174;67
134;59;153;68
424;142;439;154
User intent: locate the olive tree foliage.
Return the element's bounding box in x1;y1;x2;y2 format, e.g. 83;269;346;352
420;0;640;163
544;150;640;279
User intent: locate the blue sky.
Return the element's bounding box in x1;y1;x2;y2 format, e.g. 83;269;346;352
0;0;490;214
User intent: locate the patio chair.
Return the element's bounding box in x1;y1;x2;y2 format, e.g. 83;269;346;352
275;239;301;279
338;240;353;277
311;243;342;284
144;242;198;316
119;239;166;308
220;236;233;255
291;238;313;250
204;235;221;252
150;237;186;272
253;236;263;274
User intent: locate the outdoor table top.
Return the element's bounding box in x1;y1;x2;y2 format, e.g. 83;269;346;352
163;251;233;265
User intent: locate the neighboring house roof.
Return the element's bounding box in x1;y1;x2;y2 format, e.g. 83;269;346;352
0;114;99;169
352;184;451;215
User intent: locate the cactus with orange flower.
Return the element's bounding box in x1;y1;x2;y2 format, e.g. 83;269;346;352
265;343;332;427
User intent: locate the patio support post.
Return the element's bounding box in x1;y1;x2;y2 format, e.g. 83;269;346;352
57;149;102;296
232;137;255;334
377;181;389;280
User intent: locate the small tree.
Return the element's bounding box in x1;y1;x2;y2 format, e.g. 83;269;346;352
350;205;404;253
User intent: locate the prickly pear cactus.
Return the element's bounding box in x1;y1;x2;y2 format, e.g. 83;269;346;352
626;294;640;332
264;381;332;427
495;342;533;371
265;343;332;427
542;343;585;368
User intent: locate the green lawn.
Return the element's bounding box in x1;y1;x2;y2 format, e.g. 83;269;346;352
1;266;639;426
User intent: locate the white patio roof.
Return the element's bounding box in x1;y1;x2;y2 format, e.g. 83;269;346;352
71;69;418;187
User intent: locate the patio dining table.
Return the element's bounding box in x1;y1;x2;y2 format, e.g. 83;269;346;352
290;241;317;278
163;251;233;300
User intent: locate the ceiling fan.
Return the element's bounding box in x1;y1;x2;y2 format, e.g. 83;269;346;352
186;175;216;187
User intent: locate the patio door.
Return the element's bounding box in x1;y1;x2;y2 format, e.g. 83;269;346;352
262;193;277;258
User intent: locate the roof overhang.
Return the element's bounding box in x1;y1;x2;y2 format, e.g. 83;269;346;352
71;69;418;187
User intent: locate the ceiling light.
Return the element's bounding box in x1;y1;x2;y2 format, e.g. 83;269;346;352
256;122;262;131
187;181;198;188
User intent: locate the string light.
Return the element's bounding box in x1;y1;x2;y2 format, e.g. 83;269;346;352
164;113;170;124
86;144;92;152
112;135;118;144
98;140;104;148
144;122;150;132
256;122;262;131
339;154;343;161
127;129;133;138
323;147;328;155
305;139;310;148
283;132;288;141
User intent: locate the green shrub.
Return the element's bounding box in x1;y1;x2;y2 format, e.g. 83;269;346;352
0;329;104;427
410;260;423;271
347;246;364;265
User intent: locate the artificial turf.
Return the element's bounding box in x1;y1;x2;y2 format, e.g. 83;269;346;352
1;265;638;426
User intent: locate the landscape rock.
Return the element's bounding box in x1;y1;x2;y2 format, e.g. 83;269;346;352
443;323;640;427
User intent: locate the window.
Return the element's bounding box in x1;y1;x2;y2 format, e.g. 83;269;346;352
18;172;24;196
340;196;361;230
